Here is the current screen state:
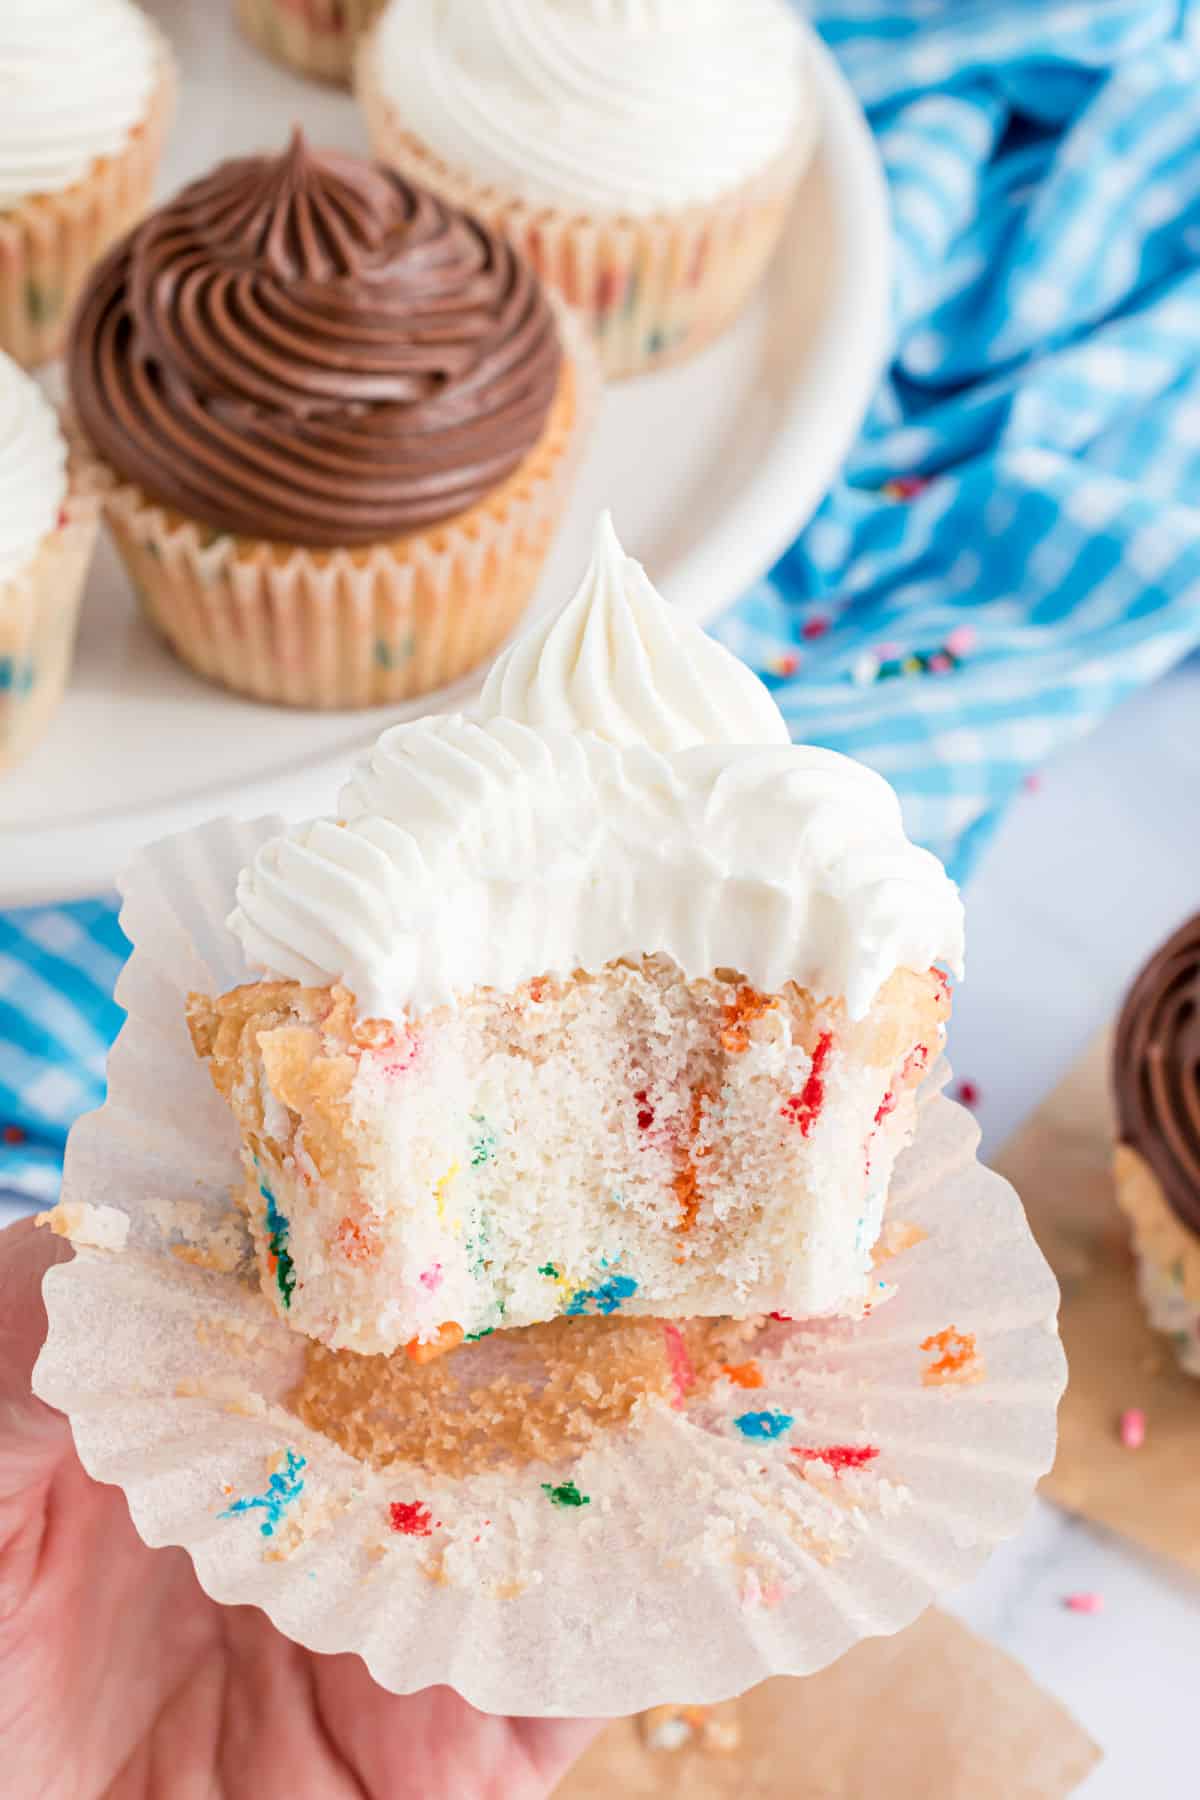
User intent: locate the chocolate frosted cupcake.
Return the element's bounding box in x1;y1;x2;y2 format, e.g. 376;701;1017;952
68;131;592;708
1113;913;1200;1376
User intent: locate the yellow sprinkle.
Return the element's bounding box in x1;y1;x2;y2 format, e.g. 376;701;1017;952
434;1163;460;1222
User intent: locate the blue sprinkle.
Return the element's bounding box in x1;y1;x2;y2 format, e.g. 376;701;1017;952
734;1410;794;1441
564;1273;638;1316
220;1449;307;1538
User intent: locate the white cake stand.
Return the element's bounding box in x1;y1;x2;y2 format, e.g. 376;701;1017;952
0;5;891;905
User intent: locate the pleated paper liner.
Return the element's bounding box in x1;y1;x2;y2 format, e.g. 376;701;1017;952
34;817;1065;1718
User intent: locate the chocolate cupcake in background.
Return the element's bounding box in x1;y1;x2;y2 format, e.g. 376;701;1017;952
67;130;594;709
1113;912;1200;1377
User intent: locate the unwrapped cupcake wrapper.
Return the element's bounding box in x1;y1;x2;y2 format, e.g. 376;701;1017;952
1114;1143;1200;1378
358;40;815;380
0;46;175;370
236;0;386;85
71;308;597;710
0;485;98;773
34;816;1065;1717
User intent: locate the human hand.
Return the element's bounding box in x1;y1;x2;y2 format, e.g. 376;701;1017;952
0;1218;601;1799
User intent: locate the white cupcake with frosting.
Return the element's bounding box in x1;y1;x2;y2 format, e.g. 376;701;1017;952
0;0;174;367
358;0;817;377
0;351;98;771
189;515;962;1359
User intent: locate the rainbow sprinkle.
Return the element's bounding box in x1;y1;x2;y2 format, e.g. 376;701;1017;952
220;1450;306;1538
389;1500;434;1537
469;1115;496;1167
261;1183;295;1309
564;1273;638;1316
542;1479;590;1508
734;1409;794;1441
662;1322;695;1407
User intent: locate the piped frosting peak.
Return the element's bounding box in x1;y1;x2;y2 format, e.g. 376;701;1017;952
230;515;964;1019
479;512;790;753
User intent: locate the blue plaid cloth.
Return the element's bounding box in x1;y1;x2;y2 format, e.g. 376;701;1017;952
4;0;1200;1209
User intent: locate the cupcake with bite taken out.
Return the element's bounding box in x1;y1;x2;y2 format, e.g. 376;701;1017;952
358;0;817;378
67;131;593;709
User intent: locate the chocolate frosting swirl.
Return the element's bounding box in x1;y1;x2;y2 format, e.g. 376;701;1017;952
1114;912;1200;1234
68;131;562;547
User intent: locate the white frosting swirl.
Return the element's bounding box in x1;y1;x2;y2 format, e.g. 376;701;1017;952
0;351;67;583
480;512;791;752
0;0;159;210
231;516;964;1020
371;0;810;216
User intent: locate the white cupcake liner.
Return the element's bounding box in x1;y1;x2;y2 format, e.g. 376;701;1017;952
34;817;1065;1717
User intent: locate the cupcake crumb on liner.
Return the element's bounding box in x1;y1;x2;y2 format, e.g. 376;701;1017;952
0;482;98;772
357;35;817;380
33;816;1064;1717
236;0;386;87
0;40;175;370
69;303;597;710
1114;1142;1200;1377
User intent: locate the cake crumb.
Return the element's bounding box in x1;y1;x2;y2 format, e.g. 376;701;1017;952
921;1326;984;1387
36;1201;129;1252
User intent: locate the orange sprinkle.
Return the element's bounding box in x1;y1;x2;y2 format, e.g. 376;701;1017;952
920;1325;983;1387
673;1086;711;1240
719;986;777;1054
334;1216;377;1264
405;1322;465;1365
722;1360;765;1390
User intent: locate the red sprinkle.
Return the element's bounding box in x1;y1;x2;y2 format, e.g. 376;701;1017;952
389;1501;434;1537
2;1125;25;1145
873;1089;897;1127
634;1088;655;1131
1119;1408;1145;1450
1063;1592;1103;1614
769;1311;793;1322
662;1322;695;1408
955;1080;980;1108
792;1444;880;1475
801;615;831;641
773;651;800;677
781;1032;834;1135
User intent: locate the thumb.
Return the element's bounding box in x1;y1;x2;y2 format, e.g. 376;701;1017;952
0;1216;73;1485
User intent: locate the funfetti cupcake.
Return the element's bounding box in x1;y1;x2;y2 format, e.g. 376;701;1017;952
236;0;387;86
358;0;817;379
189;513;963;1357
0;0;174;368
1113;913;1200;1377
0;351;98;771
67;132;594;710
